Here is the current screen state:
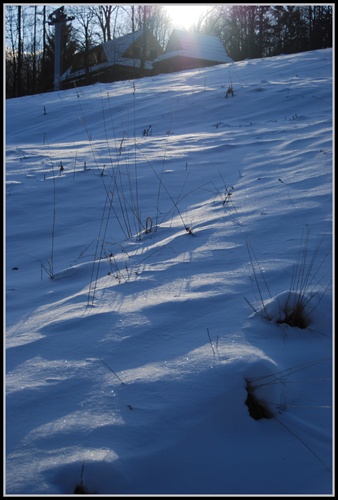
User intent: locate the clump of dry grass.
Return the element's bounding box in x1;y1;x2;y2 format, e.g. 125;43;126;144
277;228;330;329
74;461;89;494
245;380;273;420
245;227;330;329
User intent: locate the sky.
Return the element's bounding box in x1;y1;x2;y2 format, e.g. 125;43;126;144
165;4;210;30
5;47;333;495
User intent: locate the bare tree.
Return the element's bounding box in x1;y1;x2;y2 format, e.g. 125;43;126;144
92;5;121;42
5;5;18;97
69;6;97;84
193;5;219;33
126;4;171;47
140;5;147;73
17;6;22;96
31;6;37;93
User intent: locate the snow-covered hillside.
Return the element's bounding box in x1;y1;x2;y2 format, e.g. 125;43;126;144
5;48;333;495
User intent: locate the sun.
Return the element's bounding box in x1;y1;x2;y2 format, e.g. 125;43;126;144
165;4;209;31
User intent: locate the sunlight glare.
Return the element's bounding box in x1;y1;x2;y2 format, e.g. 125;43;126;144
165;4;209;31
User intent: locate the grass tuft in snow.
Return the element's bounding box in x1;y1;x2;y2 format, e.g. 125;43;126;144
277;228;330;329
73;461;89;494
276;291;310;329
245;380;274;420
246;228;330;329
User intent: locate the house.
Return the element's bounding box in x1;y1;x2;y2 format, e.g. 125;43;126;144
60;29;163;89
152;29;233;75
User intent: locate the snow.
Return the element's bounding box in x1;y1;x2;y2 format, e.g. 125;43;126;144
5;48;333;495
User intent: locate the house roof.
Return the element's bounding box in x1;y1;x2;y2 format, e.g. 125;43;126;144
102;30;144;63
153;29;233;65
60;29;154;82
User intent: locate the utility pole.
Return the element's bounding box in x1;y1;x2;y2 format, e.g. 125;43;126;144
48;6;74;91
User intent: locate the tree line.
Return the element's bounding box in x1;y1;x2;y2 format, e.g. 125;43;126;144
5;4;332;99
